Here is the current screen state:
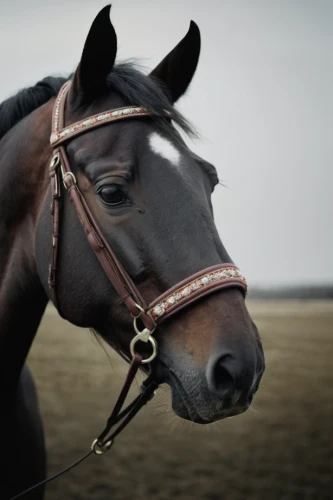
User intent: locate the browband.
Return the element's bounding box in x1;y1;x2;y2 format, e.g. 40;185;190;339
51;81;157;148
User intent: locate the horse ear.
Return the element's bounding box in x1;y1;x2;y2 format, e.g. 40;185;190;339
71;5;117;101
150;21;201;103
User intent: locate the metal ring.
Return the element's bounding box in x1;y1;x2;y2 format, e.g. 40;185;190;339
130;335;158;364
91;438;113;455
62;171;77;189
130;302;145;319
49;155;60;170
133;316;156;337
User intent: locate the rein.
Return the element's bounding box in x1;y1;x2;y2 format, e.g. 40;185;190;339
11;81;247;499
11;354;158;500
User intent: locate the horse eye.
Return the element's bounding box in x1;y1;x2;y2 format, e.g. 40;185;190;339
98;185;129;206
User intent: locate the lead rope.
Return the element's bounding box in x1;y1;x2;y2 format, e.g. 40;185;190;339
9;354;158;500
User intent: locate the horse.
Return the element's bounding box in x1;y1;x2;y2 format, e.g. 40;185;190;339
0;5;265;499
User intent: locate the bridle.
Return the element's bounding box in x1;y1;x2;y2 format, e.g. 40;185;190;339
11;81;247;499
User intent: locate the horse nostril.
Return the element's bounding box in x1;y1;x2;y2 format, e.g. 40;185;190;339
206;352;256;402
206;354;236;399
213;361;235;398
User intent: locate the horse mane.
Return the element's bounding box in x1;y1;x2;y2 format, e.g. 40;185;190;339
0;76;67;141
105;62;196;137
0;62;195;142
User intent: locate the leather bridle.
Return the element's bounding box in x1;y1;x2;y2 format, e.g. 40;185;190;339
10;81;247;499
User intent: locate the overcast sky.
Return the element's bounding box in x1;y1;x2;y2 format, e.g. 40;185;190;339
1;0;332;286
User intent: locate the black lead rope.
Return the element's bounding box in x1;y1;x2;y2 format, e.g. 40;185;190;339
9;450;94;500
9;372;158;500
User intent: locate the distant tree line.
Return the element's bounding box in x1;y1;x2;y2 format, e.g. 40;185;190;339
248;285;333;300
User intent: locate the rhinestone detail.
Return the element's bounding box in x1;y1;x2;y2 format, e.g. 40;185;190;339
52;82;69;134
50;102;150;145
150;267;247;321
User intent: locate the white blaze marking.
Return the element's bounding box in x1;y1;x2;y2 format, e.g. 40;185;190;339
149;132;181;166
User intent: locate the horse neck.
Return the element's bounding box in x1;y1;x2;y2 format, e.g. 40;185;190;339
0;100;54;386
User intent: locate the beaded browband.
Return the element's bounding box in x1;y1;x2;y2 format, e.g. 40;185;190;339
49;81;247;362
50;81;152;147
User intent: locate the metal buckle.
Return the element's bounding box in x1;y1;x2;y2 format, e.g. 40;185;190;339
49;154;60;170
60;164;77;190
62;171;77;189
54;168;60;198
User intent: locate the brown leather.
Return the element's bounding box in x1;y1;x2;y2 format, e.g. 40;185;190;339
96;352;143;445
51;106;151;148
48;157;62;313
148;263;247;324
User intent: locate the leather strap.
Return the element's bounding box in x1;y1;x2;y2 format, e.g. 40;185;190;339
48;155;62;314
51;146;155;330
148;264;247;323
96;353;148;446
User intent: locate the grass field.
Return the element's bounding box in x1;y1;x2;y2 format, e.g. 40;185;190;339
28;301;333;500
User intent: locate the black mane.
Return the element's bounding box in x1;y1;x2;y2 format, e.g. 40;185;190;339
105;62;195;136
0;62;195;142
0;76;67;141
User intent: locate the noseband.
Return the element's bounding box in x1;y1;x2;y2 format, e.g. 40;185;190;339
9;81;247;499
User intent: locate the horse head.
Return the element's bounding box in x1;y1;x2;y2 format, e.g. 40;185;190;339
35;6;265;424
